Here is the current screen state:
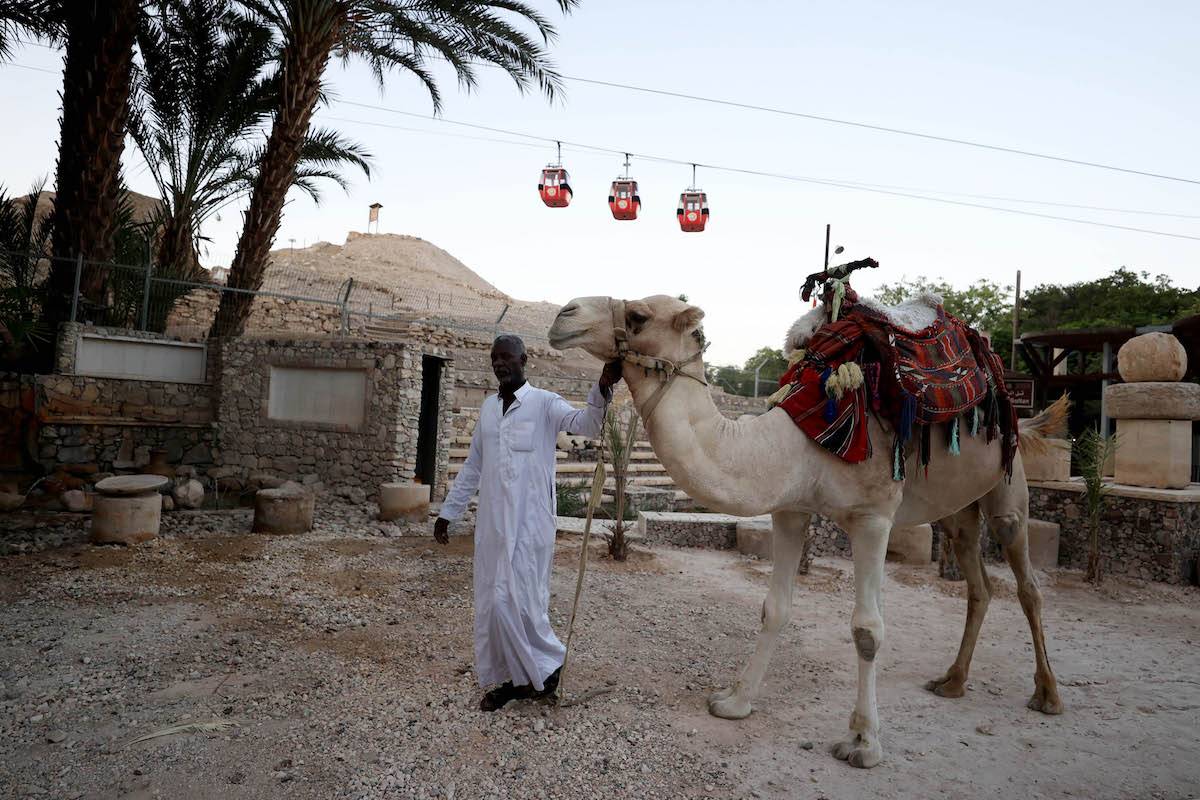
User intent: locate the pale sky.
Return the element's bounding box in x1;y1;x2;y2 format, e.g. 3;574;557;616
3;0;1198;366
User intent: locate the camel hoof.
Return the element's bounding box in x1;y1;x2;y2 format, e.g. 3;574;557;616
924;677;966;699
1027;685;1064;715
832;735;883;768
709;686;735;704
708;692;753;720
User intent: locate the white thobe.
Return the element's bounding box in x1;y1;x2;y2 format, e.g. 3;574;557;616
439;381;610;690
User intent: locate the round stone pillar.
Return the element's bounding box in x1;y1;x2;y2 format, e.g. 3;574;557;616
253;482;315;534
91;475;170;545
378;482;431;522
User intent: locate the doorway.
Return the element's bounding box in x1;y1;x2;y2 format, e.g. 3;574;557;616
415;355;445;487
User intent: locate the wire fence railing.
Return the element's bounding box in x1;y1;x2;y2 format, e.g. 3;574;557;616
1;246;552;345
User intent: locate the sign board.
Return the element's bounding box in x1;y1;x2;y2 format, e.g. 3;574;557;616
77;334;206;384
1006;377;1035;409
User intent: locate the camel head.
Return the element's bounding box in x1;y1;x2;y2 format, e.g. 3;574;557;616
549;294;706;368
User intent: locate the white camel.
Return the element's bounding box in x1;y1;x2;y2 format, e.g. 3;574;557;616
548;293;1065;769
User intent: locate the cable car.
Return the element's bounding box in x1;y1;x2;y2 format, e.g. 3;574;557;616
677;191;709;232
538;141;572;208
608;154;640;220
676;164;708;232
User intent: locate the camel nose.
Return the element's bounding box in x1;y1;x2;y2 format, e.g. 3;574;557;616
558;302;580;317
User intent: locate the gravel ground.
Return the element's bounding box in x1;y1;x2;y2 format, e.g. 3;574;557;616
1;502;1198;800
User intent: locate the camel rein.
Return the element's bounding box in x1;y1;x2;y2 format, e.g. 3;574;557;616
554;298;705;708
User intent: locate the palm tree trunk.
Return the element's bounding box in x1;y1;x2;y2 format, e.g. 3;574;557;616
44;0;139;326
209;24;338;339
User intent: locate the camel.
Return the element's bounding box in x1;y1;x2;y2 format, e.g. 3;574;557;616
548;293;1066;769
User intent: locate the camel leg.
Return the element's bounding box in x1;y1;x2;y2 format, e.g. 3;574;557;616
925;504;993;699
981;478;1064;715
709;509;812;720
831;514;890;769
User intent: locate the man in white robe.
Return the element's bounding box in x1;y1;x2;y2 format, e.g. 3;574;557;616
435;335;620;710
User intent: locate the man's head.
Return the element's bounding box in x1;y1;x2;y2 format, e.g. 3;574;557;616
491;334;528;390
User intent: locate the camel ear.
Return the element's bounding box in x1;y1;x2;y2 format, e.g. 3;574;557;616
672;305;705;332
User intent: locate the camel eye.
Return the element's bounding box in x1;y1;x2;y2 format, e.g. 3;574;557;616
628;311;649;325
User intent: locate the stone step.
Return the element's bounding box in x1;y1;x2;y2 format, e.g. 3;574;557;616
447;460;670;477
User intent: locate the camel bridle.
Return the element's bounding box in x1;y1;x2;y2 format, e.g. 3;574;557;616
607;298;707;423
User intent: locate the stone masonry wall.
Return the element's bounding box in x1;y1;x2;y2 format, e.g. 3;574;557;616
1030;483;1200;584
165;289;365;341
214;336;455;500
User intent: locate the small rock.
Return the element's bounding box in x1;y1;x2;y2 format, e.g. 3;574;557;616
173;479;204;510
46;730;68;744
801;740;814;750
228;771;246;785
0;491;24;512
29;713;44;723
161;494;175;512
976;724;994;736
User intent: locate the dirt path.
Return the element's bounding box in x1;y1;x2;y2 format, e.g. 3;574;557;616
1;509;1197;799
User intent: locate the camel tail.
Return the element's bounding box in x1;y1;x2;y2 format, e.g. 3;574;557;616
1017;394;1071;455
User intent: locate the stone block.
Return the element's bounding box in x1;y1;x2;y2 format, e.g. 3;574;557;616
1104;382;1200;420
1114;419;1192;489
736;517;773;559
0;491;24;512
1023;438;1071;482
637;511;761;549
887;524;933;565
378;482;430;522
253;482;314;534
1027;519;1060;569
1117;332;1187;383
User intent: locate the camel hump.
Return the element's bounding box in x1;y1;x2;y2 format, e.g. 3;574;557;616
783;291;944;353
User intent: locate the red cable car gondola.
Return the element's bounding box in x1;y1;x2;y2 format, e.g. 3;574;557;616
676;164;709;232
538;141;572;208
608;153;640;221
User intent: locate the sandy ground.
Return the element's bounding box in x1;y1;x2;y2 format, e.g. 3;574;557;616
1;507;1198;800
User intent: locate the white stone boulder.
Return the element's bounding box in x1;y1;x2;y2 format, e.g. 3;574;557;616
161;494;175;512
0;491;23;512
378;482;431;522
1104;381;1200;420
172;479;205;509
61;490;93;513
91;475;169;545
253;481;314;534
887;524;933;565
1117;332;1187;383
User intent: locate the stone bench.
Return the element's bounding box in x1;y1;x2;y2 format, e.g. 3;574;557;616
91;475;169;545
253;482;314;535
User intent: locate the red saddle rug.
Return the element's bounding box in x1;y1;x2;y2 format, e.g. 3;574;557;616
774;300;1018;480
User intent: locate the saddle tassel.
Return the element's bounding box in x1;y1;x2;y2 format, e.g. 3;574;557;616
820;367;838;423
970;405;981;437
948;416;961;455
892;435;905;481
897;392;917;443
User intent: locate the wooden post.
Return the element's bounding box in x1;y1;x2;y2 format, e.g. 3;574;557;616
1010;269;1021;368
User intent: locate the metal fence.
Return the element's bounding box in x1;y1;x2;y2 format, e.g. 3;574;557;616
1;246;550;344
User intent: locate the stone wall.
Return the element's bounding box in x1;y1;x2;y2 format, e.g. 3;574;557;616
0;325;220;487
165;288;364;341
1029;481;1200;584
213;336;455;500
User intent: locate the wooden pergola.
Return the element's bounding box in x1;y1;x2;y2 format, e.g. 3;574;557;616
1019;314;1200;435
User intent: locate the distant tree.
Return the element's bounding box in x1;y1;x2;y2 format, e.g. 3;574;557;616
1021;268;1200;331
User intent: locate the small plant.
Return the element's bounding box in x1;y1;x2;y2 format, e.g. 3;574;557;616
604;402;641;562
1074;428;1117;585
556;480;587;518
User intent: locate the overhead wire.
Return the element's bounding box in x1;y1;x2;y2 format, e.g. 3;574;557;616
328;103;1200;242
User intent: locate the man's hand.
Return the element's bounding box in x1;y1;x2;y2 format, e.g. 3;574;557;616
599;359;623;391
433;517;450;545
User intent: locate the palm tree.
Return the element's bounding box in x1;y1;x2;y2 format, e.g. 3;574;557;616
0;180;54;370
130;0;370;330
0;1;59;62
209;0;579;338
40;0;142;330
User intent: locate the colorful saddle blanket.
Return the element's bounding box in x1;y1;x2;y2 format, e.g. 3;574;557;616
773;301;1017;480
